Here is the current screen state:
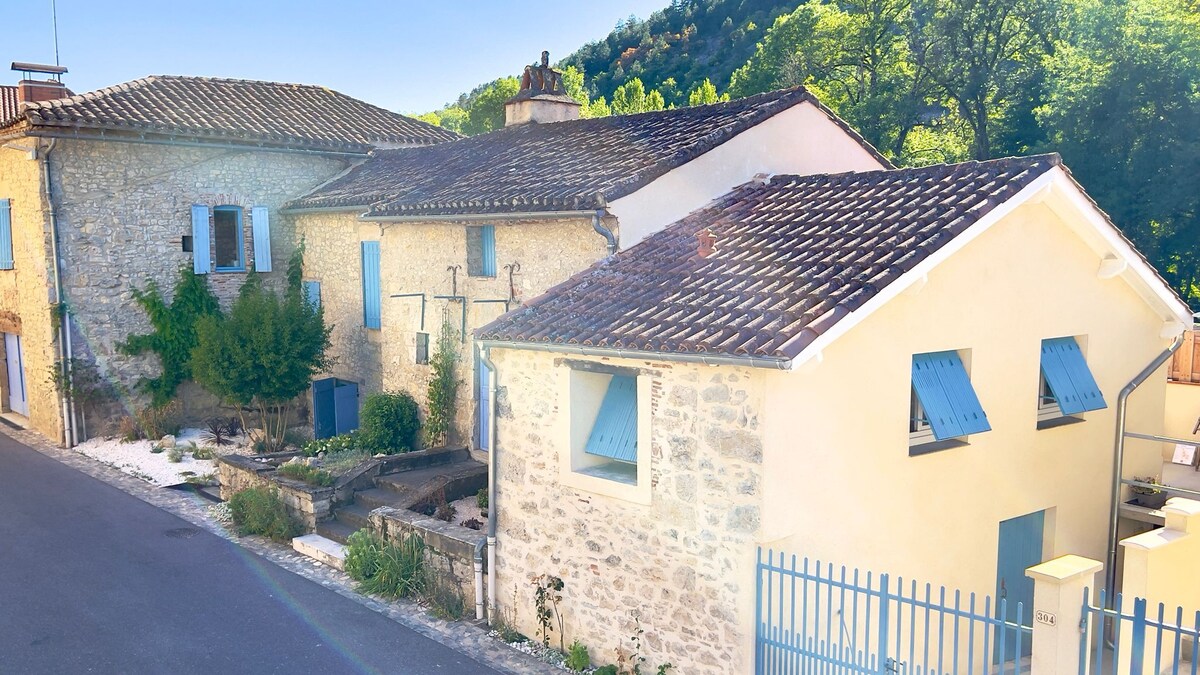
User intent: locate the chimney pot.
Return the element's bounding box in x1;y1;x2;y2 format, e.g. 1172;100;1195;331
504;51;581;127
697;229;718;258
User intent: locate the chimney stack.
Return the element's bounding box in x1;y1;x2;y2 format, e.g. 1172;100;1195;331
11;62;69;104
504;51;581;127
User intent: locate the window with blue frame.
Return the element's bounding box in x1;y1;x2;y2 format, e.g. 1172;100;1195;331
213;205;245;272
573;370;639;485
466;225;496;277
910;349;990;453
1038;336;1106;427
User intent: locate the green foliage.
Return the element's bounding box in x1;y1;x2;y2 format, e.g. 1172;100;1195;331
425;319;460;446
321;448;373;475
476;487;488;510
686;78;726;106
532;573;566;650
191;244;332;453
344;530;426;599
611;78;669;115
594;667;619;675
167;447;183;463
359;391;421;454
301;431;359;457
277;462;336;487
566;640;591;672
228;487;303;541
120;267;221;406
423;570;466;620
462;77;521;135
191;444;216;460
135;401;183;440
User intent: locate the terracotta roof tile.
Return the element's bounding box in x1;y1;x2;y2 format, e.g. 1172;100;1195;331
478;155;1063;361
287;87;891;214
1;76;458;151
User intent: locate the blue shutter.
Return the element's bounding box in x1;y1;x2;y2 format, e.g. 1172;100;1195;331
585;375;638;463
191;205;211;274
1041;337;1106;415
0;199;13;270
251;206;272;272
912;351;991;440
481;225;496;277
303;281;320;309
361;241;381;329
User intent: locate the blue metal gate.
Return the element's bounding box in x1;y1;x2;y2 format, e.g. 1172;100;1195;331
756;549;1032;675
1079;588;1200;675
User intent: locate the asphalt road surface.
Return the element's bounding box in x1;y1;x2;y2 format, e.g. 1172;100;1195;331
0;432;501;674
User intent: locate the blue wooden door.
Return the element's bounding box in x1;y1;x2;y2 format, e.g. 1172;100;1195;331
333;381;359;435
312;378;336;439
996;510;1044;659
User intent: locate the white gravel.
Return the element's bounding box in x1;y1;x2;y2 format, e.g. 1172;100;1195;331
73;428;247;487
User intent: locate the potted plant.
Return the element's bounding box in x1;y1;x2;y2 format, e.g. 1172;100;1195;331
1129;476;1169;509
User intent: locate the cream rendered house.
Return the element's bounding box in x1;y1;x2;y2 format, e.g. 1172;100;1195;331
284;55;889;446
476;155;1192;673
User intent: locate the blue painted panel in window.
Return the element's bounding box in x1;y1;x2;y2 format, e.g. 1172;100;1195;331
0;199;13;270
361;241;381;329
585;375;638;463
481;225;496;277
251;206;272;272
191;204;211;274
912;351;990;440
1041;337;1106;415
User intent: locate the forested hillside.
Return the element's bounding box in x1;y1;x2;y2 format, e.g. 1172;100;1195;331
419;0;1199;304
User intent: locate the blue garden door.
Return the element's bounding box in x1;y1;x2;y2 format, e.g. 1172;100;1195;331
312;378;358;439
995;509;1044;659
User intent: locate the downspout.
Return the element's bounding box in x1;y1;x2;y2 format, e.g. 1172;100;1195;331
473;538;485;621
40;138;75;447
480;342;498;623
1104;332;1185;599
592;209;616;256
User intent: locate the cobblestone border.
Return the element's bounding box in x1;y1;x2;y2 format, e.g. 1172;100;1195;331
0;426;557;675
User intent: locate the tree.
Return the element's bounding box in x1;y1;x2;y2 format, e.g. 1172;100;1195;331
191;245;332;452
612;78;649;114
687;78;727;106
462;77;521;135
1038;0;1200;303
120;267;221;406
425;318;459;447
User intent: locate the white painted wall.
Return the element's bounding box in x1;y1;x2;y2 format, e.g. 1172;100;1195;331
607;101;887;249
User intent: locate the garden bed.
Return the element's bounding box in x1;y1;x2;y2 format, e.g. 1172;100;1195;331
74;427;254;487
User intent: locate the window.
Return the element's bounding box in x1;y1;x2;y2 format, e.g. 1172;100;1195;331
910;350;990;453
361;241;381;329
213;206;244;271
303;280;321;310
563;364;650;502
466;225;496;277
415;332;430;365
1038;336;1106;428
0;199;13;270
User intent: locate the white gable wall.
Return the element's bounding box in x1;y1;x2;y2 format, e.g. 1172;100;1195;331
607;101;887;249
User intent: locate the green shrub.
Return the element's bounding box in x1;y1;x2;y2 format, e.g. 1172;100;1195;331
566;640;591;671
344;529;425;599
593;666;618;675
476;487;488;510
301;431;359;457
322;448;373;475
166;447;183;463
277;462;335;487
136;401;182;439
423;570;465;620
359;392;421;454
191;444;216;460
228;487;303;541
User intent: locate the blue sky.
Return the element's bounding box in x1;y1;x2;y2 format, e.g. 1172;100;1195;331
7;1;667;114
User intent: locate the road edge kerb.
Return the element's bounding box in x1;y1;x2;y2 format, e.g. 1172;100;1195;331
0;426;557;675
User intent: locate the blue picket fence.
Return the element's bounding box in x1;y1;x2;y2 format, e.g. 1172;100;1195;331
1080;587;1200;675
757;549;1031;675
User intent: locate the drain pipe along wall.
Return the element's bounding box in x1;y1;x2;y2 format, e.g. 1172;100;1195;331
480;342;499;622
40;138;76;448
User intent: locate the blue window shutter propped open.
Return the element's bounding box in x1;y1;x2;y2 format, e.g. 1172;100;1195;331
361;241;381;329
1041;337;1106;415
585;375;638;463
251;206;272;272
912;351;991;440
481;225;496;277
0;199;13;270
191;205;211;274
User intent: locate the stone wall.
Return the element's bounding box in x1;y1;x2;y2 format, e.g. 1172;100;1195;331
217;454;335;530
372;506;486;618
0;140;62;441
489;347;766;674
296;211;610;446
47;139;349;431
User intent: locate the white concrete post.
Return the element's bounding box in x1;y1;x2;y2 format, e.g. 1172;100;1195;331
1026;554;1104;675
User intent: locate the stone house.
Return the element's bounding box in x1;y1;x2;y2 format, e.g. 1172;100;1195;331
0;64;456;444
284;54;890;447
475;155;1193;673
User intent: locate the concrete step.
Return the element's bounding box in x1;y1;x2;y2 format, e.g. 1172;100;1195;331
354;487;410;510
315;518;358;545
292;533;346;571
334;502;373;530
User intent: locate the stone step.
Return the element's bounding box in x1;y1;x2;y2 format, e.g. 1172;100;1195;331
334;502;373;530
292;533;346;570
355;488;409;511
374;460;487;501
377;447;470;475
315;518;358;545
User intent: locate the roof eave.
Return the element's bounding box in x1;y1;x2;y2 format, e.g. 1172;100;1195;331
475;339;792;370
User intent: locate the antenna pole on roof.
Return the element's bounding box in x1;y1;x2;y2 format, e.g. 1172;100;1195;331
51;0;61;67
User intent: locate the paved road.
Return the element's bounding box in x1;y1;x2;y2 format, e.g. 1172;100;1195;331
0;433;500;674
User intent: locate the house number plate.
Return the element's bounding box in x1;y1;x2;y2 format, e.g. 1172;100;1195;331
1035;610;1056;626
